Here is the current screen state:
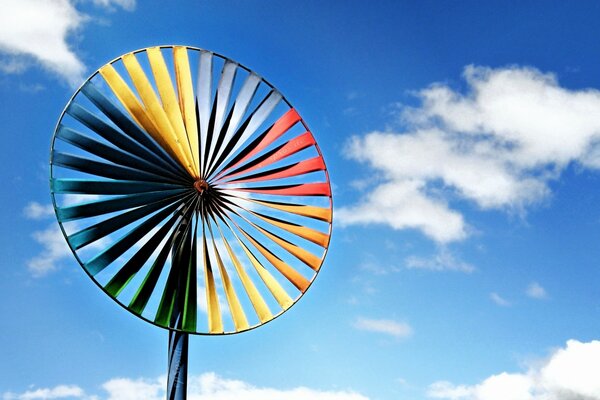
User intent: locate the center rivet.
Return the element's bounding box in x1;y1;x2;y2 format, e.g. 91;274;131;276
194;179;209;194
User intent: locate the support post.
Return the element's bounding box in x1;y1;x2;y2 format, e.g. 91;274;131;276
167;214;191;400
167;329;188;400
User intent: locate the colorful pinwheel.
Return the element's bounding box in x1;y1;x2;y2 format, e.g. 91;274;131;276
50;46;332;336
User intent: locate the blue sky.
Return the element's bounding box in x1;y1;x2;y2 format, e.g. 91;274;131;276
2;1;600;399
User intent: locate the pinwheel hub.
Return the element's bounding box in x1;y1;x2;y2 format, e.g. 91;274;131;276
193;179;209;195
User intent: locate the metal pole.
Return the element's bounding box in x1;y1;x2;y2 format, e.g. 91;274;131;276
167;214;191;400
167;329;188;400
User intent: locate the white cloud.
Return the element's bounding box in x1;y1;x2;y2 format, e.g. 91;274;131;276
0;0;135;86
92;0;135;11
339;65;600;243
102;377;162;400
0;57;28;74
405;249;475;273
353;317;413;338
27;224;72;277
526;282;548;299
2;373;369;400
2;384;85;399
186;372;368;400
428;374;532;400
0;0;86;86
489;292;511;307
23;202;71;277
24;201;55;220
427;339;600;400
101;374;369;400
24;199;111;277
540;340;600;398
337;179;467;243
26;220;108;277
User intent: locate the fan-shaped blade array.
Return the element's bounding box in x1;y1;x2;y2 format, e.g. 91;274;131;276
51;46;332;334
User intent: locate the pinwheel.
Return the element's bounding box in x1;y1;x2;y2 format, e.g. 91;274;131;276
50;45;332;399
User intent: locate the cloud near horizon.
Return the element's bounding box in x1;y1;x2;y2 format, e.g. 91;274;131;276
427;339;600;400
338;65;600;243
2;373;369;400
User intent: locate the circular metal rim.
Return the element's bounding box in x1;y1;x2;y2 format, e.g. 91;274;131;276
49;44;333;335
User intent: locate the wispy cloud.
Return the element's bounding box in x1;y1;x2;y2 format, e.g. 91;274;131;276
23;194;110;277
427;339;600;400
23;201;55;220
526;282;548;299
91;0;136;12
0;0;135;86
0;57;28;74
24;201;71;277
358;253;400;275
405;249;475;273
339;65;600;243
353;317;413;339
2;373;369;400
2;384;85;399
27;224;72;277
489;292;511;307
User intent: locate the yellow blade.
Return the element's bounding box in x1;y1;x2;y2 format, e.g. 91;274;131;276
250;211;329;247
236;224;310;292
234;233;294;310
146;47;199;177
99;64;175;161
173;46;200;175
202;233;223;333
218;226;272;323
210;235;250;331
248;199;332;222
121;52;196;177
